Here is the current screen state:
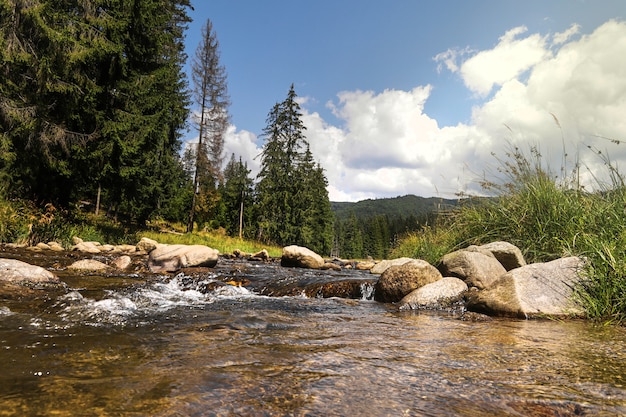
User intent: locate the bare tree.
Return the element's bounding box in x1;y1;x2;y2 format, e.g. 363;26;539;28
187;18;230;233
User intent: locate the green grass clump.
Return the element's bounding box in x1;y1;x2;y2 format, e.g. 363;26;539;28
399;143;626;324
390;224;461;266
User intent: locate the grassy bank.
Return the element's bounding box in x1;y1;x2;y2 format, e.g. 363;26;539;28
392;145;626;324
0;200;282;257
140;228;283;258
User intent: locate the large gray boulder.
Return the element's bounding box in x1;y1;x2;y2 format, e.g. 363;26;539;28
441;248;507;290
136;237;159;253
370;257;413;275
148;244;219;273
374;259;442;303
478;241;526;271
281;245;324;269
465;256;585;318
398;277;468;310
0;258;61;284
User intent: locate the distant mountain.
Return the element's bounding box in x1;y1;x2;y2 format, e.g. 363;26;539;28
331;194;458;221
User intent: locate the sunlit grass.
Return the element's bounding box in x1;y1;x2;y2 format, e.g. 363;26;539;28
140;228;283;257
396;142;626;324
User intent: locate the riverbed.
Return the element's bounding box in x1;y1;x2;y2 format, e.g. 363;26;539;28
0;249;625;416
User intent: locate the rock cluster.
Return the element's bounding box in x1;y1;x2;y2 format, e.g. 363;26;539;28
279;242;585;319
1;237;587;320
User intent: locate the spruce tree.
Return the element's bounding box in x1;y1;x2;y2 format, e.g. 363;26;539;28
0;0;192;224
256;84;333;251
217;154;254;238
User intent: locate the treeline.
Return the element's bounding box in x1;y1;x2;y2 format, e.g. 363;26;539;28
0;1;333;254
332;195;457;259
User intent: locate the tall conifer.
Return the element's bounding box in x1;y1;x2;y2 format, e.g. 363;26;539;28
187;18;230;232
256;85;333;252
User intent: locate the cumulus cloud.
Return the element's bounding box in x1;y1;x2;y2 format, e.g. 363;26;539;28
224;20;626;201
459;26;551;96
222;126;262;176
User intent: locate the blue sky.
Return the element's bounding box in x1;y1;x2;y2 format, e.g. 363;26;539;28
183;1;626;201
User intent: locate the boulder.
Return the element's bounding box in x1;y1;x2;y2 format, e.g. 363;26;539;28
280;245;324;269
370;257;414;275
99;244;116;253
115;244;138;254
148;244;219;273
72;241;101;254
47;241;64;252
136;237;159;253
250;249;270;261
111;255;132;271
68;259;110;271
355;261;376;271
441;249;507;289
35;242;51;251
465;256;585;318
0;258;60;284
320;262;342;271
374;259;442;303
478;241;526;271
398;277;468;310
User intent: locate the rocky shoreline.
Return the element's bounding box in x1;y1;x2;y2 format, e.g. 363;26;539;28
0;237;587;320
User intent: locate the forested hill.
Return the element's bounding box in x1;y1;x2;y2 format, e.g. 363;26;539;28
331;194;458;221
329;194;459;259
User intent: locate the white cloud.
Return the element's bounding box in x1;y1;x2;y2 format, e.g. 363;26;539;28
433;46;473;73
552;23;580;45
223;126;262;176
225;20;626;202
459;26;550;96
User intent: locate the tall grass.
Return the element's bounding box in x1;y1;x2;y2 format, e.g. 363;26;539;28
396;143;626;323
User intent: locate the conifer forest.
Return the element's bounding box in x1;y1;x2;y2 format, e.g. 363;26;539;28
0;1;432;258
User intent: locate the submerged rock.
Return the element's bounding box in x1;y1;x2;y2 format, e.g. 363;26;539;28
0;258;61;285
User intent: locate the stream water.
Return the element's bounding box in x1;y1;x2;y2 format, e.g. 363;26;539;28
0;250;625;416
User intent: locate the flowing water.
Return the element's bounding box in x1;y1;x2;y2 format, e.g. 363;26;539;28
0;251;625;416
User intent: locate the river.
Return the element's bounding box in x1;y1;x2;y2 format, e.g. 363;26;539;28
0;250;625;416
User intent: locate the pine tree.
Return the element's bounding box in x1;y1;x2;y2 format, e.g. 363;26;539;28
256;84;333;251
0;0;114;204
294;145;334;254
187;18;229;232
217;153;254;238
99;0;192;223
0;0;192;224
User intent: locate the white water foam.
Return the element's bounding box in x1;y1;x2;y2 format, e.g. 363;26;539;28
58;275;254;326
